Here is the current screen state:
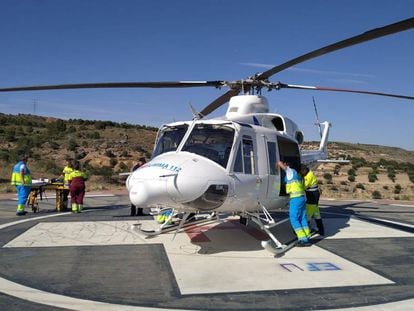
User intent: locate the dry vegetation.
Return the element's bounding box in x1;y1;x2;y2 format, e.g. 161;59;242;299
303;142;414;201
1;114;413;201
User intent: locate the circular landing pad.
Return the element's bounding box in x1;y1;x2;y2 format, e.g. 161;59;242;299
0;195;413;310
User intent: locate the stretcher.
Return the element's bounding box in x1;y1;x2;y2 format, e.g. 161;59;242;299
27;179;70;213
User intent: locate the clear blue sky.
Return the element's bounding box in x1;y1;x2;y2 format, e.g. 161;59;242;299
0;1;413;150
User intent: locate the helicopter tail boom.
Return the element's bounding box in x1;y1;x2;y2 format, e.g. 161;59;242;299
300;121;331;168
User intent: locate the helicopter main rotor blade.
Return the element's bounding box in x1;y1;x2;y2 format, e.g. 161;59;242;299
279;83;414;100
0;81;224;92
198;88;241;118
256;18;414;80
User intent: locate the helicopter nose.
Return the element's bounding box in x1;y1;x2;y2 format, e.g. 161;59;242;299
128;176;171;207
128;182;148;206
127;152;230;209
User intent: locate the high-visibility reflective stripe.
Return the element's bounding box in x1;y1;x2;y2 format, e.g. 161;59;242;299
11;162;32;185
290;191;305;198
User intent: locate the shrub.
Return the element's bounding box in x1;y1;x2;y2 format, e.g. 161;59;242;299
394;184;402;194
49;141;60;150
86;131;101;139
118;162;129;172
109;158;118;167
368;173;378;183
68;139;78;151
356;183;365;190
39;160;61;175
67;125;77;133
351;157;367;168
372;191;382;199
348;168;356;176
105;150;116;158
323;173;332;182
387;172;396;182
348;175;355;182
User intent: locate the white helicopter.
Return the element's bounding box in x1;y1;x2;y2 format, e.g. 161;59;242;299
1;18;413;254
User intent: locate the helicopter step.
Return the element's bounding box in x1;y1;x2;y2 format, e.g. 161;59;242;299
241;205;299;256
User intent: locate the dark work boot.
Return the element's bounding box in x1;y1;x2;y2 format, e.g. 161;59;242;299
315;219;325;236
130;205;137;216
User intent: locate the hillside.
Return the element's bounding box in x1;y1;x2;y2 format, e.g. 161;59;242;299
0;113;158;191
302;142;414;201
1;114;413;200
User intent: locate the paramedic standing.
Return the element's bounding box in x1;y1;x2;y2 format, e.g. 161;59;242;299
277;160;311;246
11;154;32;216
300;164;325;235
61;159;74;210
68;161;88;213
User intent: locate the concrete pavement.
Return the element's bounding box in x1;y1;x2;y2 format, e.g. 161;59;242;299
0;194;413;310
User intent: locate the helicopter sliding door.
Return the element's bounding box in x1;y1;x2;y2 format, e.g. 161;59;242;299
256;133;289;210
229;127;262;212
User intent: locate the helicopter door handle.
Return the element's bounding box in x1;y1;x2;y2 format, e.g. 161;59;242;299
256;177;262;184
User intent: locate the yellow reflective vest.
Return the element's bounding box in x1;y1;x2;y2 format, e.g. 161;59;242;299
303;170;318;191
11;161;32;186
68;169;88;181
285;167;305;198
62;166;74;185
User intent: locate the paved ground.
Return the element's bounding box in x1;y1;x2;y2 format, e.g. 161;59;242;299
0;193;413;310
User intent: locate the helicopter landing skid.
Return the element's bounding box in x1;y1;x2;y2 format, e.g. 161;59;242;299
131;213;217;238
245;204;298;256
261;239;297;257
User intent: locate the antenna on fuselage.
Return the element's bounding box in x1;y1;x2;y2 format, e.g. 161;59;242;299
189;102;202;120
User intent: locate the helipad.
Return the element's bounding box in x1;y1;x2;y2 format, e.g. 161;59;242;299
0;195;413;310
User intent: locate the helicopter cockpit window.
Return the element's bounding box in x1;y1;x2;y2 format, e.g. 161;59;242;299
152;124;188;158
233;136;255;174
181;124;235;168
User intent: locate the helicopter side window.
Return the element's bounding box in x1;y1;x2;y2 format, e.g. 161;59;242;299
182;124;235;168
271;117;284;131
152;125;188;158
233;136;255;174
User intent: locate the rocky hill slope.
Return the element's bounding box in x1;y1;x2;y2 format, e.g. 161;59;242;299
1;113;413;201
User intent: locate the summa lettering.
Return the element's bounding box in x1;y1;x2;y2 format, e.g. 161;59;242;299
148;162;181;173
